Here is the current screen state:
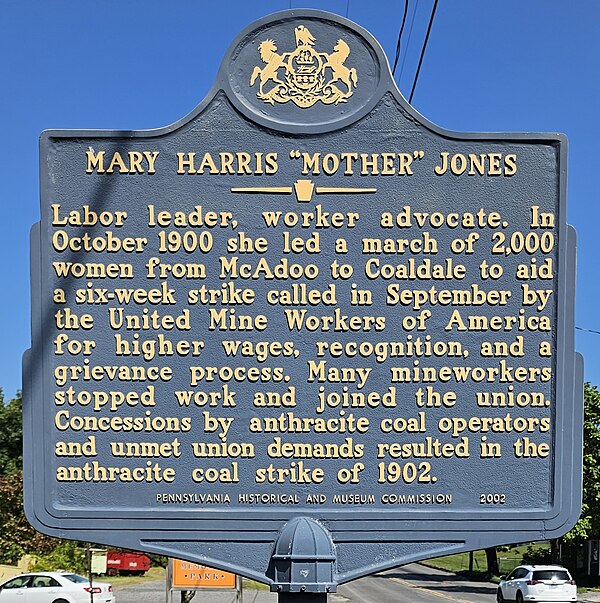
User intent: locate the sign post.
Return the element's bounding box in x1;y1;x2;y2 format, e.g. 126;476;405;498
25;9;583;598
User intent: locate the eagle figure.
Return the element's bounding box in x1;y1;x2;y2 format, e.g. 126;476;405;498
294;25;316;47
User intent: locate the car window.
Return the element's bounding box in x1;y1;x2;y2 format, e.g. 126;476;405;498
513;568;529;579
505;569;518;580
31;577;61;588
2;576;31;589
532;570;570;581
61;574;89;584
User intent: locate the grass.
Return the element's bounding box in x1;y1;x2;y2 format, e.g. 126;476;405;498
242;579;270;591
424;550;489;574
423;544;550;580
103;566;165;588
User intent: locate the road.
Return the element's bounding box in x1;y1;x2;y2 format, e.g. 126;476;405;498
113;564;498;603
333;564;498;603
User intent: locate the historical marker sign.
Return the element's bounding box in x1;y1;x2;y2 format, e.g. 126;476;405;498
25;9;582;590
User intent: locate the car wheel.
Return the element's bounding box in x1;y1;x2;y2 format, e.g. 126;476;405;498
516;592;524;603
496;588;505;603
52;598;69;603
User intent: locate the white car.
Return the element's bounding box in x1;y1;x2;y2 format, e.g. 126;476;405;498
497;564;577;602
0;573;115;603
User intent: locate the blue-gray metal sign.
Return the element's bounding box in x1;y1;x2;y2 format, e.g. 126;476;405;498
24;9;583;591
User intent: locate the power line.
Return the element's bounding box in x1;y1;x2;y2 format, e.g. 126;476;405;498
409;0;439;104
577;326;600;336
392;0;410;76
398;0;420;81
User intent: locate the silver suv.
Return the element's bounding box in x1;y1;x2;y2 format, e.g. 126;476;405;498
497;564;577;602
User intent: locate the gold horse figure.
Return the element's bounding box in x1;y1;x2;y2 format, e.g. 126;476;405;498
250;40;287;104
323;39;357;102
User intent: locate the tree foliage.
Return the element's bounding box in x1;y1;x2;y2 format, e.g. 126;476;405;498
0;390;56;563
0;391;24;474
563;382;600;542
522;544;553;565
32;541;87;573
0;471;56;564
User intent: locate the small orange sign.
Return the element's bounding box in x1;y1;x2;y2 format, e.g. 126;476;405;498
172;559;236;589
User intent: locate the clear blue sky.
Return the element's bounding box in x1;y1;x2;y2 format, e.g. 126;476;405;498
1;0;598;400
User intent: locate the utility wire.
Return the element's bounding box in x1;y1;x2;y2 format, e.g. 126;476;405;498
577;326;600;336
398;0;420;81
409;0;439;104
392;0;410;76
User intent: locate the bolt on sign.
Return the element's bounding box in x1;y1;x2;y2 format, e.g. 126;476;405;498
24;9;583;594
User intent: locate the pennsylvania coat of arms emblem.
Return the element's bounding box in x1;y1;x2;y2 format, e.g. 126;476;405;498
250;25;358;107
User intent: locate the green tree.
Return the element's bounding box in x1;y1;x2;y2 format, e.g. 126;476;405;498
0;390;24;474
0;472;56;564
0;390;56;563
32;541;87;573
563;382;600;541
